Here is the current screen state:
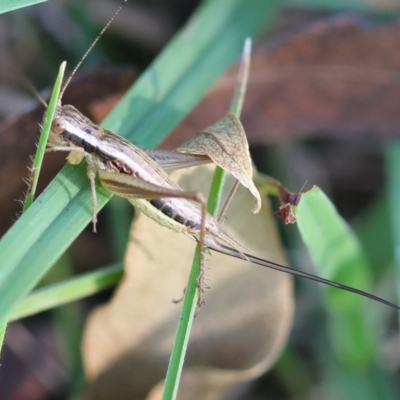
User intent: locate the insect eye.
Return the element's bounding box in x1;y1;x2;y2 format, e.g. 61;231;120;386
52;118;66;135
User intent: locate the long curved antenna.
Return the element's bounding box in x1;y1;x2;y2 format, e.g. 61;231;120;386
59;0;128;99
24;78;48;108
211;243;400;310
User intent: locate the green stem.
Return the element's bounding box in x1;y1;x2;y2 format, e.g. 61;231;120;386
0;320;6;352
384;140;400;327
161;251;200;400
162;37;252;400
23;62;65;212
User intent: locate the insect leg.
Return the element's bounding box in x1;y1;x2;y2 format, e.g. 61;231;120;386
86;156;99;232
98;170;209;305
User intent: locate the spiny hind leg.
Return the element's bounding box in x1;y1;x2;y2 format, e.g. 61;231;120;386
97;170;210;307
185;193;209;308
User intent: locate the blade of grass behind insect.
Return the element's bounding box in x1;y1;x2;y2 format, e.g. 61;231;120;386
297;187;395;399
297;187;373;361
0;60;64;351
162;38;253;400
384;140;400;327
54;300;86;399
0;321;6;352
0;0;277;334
353;193;396;328
282;0;394;11
206;37;251;215
9;262;123;321
355;194;394;276
0;0;46;14
50;255;85;399
106;197;134;259
23;62;65;212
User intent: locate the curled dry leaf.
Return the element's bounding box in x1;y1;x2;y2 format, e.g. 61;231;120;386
275;189;301;224
83;165;293;400
255;173;301;224
177;113;261;214
276;203;296;225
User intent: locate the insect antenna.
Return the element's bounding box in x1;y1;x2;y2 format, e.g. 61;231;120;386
211;243;400;310
23;77;48;108
59;0;128;99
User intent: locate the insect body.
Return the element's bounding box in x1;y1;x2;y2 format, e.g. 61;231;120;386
48;104;240;249
40;0;400;310
46;103;400;310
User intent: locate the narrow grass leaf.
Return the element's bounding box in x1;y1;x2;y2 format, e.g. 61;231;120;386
23;62;65;212
0;0;46;14
9;263;123;321
296;186;375;367
282;0;397;11
162;34;256;400
355;194;394;275
384;140;400;317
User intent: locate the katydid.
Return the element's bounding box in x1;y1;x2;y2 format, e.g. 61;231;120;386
43;0;399;311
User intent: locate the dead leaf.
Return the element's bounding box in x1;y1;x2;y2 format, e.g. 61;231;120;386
83;165;293;400
178;113;261;214
255;173;301;224
276;203;297;225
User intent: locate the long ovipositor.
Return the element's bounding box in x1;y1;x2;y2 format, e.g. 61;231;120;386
46;103;400;311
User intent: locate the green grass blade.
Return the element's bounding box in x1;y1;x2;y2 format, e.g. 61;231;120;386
0;320;6;351
0;62;64;353
297;187;375;366
161;250;200;400
0;0;46;13
282;0;398;11
23;62;65;212
384;140;400;314
0;0;278;330
9;263;123;321
162;37;258;400
296;187;396;397
355;194;394;274
207;37;251;218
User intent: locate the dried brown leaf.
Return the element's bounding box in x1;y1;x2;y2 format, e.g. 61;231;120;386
255;173;302;224
177;113;261;214
83;165;293;400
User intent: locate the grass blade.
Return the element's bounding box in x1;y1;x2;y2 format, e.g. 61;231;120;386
23;62;65;212
297;187;373;362
9;263;123;321
0;0;46;14
384;140;400;320
296;186;395;397
162;38;255;400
